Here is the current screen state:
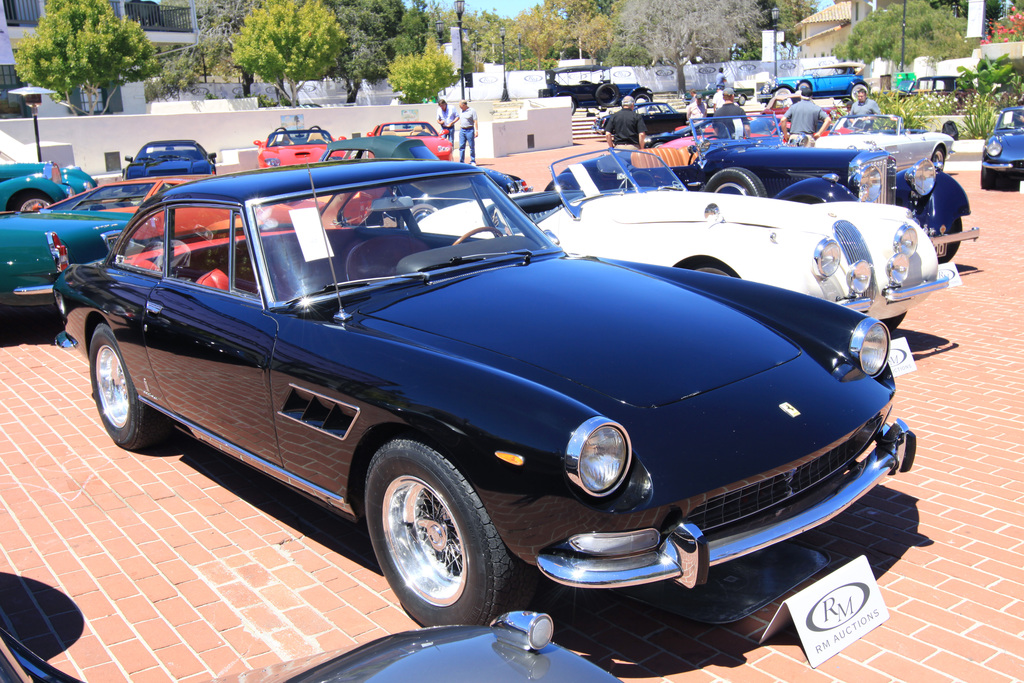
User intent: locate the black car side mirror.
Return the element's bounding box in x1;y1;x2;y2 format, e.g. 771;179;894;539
124;156;133;162
209;153;217;161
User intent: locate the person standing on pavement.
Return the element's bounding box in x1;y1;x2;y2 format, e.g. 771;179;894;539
716;67;727;90
686;90;706;122
711;87;749;138
848;86;881;116
780;86;831;145
603;95;647;149
436;99;457;142
457;99;478;164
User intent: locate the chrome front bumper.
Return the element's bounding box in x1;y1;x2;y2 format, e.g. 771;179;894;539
929;226;980;246
536;419;915;590
840;270;952;312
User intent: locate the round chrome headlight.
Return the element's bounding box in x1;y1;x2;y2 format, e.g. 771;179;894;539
986;139;1003;157
847;260;872;295
849;318;890;377
893;223;918;256
853;166;882;202
566;417;631;497
266;157;281;167
887;253;910;286
813;238;842;278
904;159;935;196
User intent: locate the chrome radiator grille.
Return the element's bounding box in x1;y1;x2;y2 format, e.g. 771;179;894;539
686;413;886;532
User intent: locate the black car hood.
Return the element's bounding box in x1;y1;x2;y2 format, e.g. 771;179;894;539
990;131;1024;156
706;142;878;171
362;256;801;408
133;157;203;175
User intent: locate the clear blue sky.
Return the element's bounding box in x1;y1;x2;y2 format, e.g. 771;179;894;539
476;0;539;18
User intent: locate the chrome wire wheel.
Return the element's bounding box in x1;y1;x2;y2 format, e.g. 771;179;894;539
382;475;467;606
95;345;129;429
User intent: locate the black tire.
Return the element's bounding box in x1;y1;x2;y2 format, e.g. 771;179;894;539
931;146;946;170
365;438;537;626
632;92;651;105
9;190;52;212
595;83;620;107
705;168;768;197
568;97;578;115
89;324;172;450
737;94;747;106
980;166;996;190
936;218;962;264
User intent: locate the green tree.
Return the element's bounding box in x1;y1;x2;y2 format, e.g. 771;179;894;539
233;0;344;104
834;0;973;66
15;0;159;115
392;0;431;56
387;41;458;103
324;0;405;103
195;0;260;95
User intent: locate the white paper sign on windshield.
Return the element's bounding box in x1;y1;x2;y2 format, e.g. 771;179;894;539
290;207;334;262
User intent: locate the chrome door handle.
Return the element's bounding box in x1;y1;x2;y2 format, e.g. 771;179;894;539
146;301;163;315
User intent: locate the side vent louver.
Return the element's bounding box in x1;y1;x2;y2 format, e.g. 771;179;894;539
279;385;359;440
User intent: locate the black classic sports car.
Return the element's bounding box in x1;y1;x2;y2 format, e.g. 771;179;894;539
982;106;1024;190
123;140;217;179
55;160;915;628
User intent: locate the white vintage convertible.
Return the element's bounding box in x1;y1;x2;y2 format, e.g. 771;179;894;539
815;114;955;170
513;149;950;328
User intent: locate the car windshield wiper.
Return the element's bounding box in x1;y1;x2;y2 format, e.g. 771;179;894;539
279;272;428;307
417;250;533;273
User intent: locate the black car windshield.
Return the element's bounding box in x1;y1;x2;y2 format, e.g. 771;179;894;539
995;108;1024;132
691;115;780;143
251;172;556;304
138;144;203;160
48;181;158;211
549;150;683;218
268;128;333;146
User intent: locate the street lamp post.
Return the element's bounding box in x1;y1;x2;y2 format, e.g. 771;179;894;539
899;0;907;71
500;26;510;102
436;18;444;44
771;7;780;79
10;86;55;163
455;0;465;100
518;33;522;71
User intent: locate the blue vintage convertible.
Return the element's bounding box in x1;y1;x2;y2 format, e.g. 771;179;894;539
646;114;976;262
55;159;915;627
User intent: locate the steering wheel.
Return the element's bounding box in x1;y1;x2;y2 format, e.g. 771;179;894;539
453;226;503;244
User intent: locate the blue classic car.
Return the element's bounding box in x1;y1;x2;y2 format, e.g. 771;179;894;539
0;161;96;211
123;139;217;179
55;159;914;628
758;62;869;103
540;65;653;114
646;114;976;262
982;106;1024;190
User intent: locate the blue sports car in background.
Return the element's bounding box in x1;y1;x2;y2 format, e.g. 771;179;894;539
123;139;217;179
982;107;1024;190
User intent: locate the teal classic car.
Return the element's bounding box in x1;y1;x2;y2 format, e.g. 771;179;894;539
1;210;128;307
0;161;96;211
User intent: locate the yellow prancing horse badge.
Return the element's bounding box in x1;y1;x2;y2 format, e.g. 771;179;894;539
779;402;801;417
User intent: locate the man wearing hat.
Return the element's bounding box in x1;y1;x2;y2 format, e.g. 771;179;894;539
780;85;831;145
603;95;647;150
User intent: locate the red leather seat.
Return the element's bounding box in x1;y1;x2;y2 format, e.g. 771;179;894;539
197;268;229;290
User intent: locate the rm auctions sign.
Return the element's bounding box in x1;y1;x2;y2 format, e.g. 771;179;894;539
760;555;889;668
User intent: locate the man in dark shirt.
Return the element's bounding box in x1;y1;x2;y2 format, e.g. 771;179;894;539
604;96;647;149
711;88;749;139
781;86;831;145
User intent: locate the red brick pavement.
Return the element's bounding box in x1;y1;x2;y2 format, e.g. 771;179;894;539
1;158;1023;682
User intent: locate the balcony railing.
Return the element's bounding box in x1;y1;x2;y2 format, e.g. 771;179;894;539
4;0;193;33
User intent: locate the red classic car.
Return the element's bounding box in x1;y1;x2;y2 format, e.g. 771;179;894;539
367;121;453;160
255;126;339;168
